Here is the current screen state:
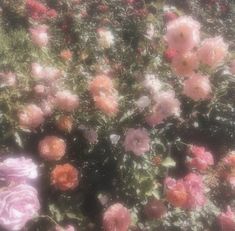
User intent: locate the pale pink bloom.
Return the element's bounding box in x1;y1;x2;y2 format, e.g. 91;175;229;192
43;66;61;81
230;60;235;74
31;63;45;79
165;16;200;52
171;52;199;77
55;90;79;112
187;145;214;171
218;206;235;231
136;96;151;110
0;157;37;183
30;25;49;47
18;104;44;130
103;203;131;231
123;128;150;156
38;136;66;161
0;72;16;87
146;91;180;127
198;36;228;68
143;74;162;96
183;73;212;101
97;28;114;49
0;184;40;231
40;98;55;116
34;84;46;96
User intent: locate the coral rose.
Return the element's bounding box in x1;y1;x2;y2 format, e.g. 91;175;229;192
218;206;235;231
198;36;228;68
171;52;199;77
18;104;44;130
30;25;49;47
103;203;131;231
123;128;150;156
183;73;212;101
51;164;79;191
165;16;200;52
0;184;40;231
0;157;37;183
55;90;79;112
38;136;66;161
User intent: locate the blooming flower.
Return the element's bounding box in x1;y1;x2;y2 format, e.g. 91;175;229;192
165;16;200;52
171;52;199;77
146;91;180;127
143;74;162;97
60;49;73;61
0;184;40;231
51;164;79;191
164;48;177;62
222;153;235;188
182;73;212;101
186;145;214;171
38;136;66;161
34;84;47;96
163;11;178;23
0;72;16;87
55;90;79;112
0;157;37;183
30;25;49;47
197;36;228;68
218;206;235;231
31;63;45;79
18;104;44;130
123;128;150;156
103;203;131;231
97;28;114;49
144;198;167;219
136;96;151;110
57;116;73;133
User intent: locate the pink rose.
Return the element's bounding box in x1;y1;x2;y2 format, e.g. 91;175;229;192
31;63;45;80
218;206;235;231
198;36;228;68
165;16;200;52
183;73;212;101
30;25;49;47
0;184;40;231
55;90;79;112
0;157;37;183
18;104;44;130
103;203;131;231
123;128;150;156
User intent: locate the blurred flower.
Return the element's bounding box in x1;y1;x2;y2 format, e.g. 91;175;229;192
182;73;212;101
83;128;98;144
55;90;79;112
34;84;46;96
146;91;180;127
0;72;16;87
60;49;73;61
57;116;73;133
143;74;162;97
51;164;79;191
31;63;45;79
103;203;131;231
164;48;177;62
136;96;151;110
40;98;55;116
222;152;235;188
97;28;114;49
54;225;76;231
171;52;199;77
198;36;228;68
38;136;66;161
218;206;235;231
0;184;40;231
123;128;150;156
30;25;49;47
165;16;200;52
18;104;44;130
187;145;214;171
230;60;235;74
110;134;120;145
163;11;178;23
0;157;37;183
144;198;167;219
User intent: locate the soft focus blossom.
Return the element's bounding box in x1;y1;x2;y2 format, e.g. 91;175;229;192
136;96;151;110
103;203;131;231
40;98;55;117
34;84;46;96
55;90;79;112
218;206;235;231
198;36;228;68
110;134;120;145
30;25;49;47
182;73;212;101
31;63;45;79
146;91;180;127
144;198;167;219
171;52;199;77
123;128;150;156
60;49;73;61
165;173;206;209
97;28;114;49
18;104;44;130
163;11;178;23
143;74;162;96
187;145;214;171
165;16;200;52
230;60;235;74
222;153;235;188
164;48;177;62
0;184;40;231
51;164;79;191
0;157;37;183
38;136;66;161
0;72;16;87
57;116;73;133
